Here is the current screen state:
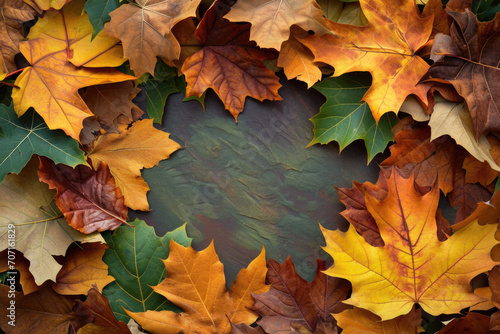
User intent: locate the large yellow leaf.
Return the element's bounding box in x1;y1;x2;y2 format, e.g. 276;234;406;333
104;0;202;76
87;119;181;211
299;0;433;121
224;0;329;51
321;168;499;320
127;241;269;333
27;0;125;68
12;39;135;141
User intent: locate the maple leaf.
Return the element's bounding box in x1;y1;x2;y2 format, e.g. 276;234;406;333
310;73;398;163
224;0;329;51
252;258;350;333
0;0;37;72
27;0;125;68
38;156;129;233
427;10;500;138
75;285;132;334
52;242;115;295
321;168;499;320
104;0;202;76
277;27;322;89
12;38;136;141
381;117;464;195
0;284;84;333
0;157;104;285
317;0;368;26
102;220;192;322
0;103;87;184
127;241;269;333
181;1;282;120
86;119;181;211
79;81;143;140
299;0;433;121
334;306;423;334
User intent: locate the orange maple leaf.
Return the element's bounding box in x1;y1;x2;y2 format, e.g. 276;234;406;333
321;168;499;320
182;1;282;120
12;39;135;141
127;241;269;333
299;0;433;121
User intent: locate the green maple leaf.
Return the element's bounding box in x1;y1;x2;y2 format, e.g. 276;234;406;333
102;219;192;322
310;73;398;163
0;103;87;183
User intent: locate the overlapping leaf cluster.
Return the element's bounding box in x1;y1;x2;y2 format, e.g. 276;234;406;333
1;0;500;333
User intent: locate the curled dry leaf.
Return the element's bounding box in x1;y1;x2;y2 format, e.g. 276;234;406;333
38;156;129;234
321;168;499;320
182;1;282;120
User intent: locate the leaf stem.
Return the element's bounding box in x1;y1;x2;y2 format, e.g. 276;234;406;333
4;68;25;79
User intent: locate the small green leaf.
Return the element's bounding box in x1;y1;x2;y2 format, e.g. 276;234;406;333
102;219;192;322
145;59;185;123
0;103;87;183
473;0;500;21
84;0;120;38
310;73;398;163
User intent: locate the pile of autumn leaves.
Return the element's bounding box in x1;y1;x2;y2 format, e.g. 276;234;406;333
2;0;500;332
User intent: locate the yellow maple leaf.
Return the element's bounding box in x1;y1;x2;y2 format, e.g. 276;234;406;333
299;0;433;121
12;39;135;141
127;241;269;333
27;0;125;68
321;168;500;320
86;119;181;211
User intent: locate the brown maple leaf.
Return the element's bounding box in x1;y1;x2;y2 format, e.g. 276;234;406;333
52;243;114;295
334;306;423;334
252;258;350;333
37;156;129;234
181;0;282;120
427;10;500;138
463;136;500;187
75;285;132;334
224;0;329;51
0;0;37;72
104;0;202;76
79;81;143;145
299;0;433;121
0;284;84;333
